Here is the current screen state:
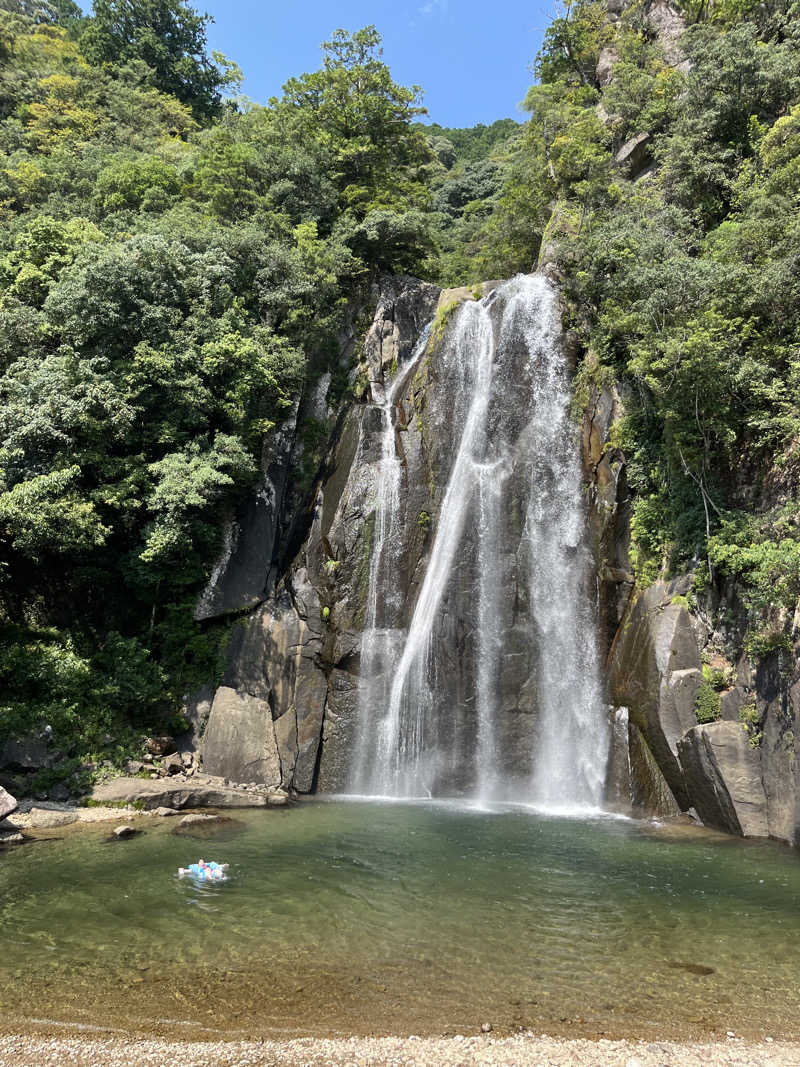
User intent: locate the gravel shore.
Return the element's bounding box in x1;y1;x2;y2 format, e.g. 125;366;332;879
1;1033;798;1066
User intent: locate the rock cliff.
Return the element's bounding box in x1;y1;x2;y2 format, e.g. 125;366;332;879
193;272;800;846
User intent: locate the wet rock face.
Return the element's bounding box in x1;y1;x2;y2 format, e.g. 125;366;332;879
196;275;440;795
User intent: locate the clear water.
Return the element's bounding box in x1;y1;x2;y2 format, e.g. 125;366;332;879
2;803;800;1041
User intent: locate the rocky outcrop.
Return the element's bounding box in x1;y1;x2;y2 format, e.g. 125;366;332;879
614;133;652;178
581;378;632;654
645;0;689;70
604;563;800;841
91;776;278;810
678;722;769;837
194;408;300;621
608;579;701;810
0;785;17;821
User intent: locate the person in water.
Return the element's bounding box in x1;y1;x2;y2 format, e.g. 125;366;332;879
178;859;229;881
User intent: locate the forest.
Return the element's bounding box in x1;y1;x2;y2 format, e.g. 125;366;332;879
1;0;799;790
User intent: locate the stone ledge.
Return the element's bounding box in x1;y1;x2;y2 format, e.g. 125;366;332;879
91;776;273;811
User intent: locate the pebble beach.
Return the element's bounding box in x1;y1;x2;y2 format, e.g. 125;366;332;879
1;1033;799;1067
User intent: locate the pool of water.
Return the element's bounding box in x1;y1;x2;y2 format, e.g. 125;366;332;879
1;799;799;1041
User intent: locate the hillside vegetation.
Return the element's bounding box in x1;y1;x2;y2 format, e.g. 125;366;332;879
0;4;437;781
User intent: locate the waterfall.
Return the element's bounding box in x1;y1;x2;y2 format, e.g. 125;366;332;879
350;275;609;809
350;327;431;794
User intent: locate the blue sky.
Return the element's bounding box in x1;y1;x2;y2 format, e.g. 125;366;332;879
195;0;550;128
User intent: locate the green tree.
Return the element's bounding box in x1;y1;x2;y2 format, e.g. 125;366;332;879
79;0;238;118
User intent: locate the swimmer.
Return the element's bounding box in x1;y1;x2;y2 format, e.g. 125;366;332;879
178;859;229;881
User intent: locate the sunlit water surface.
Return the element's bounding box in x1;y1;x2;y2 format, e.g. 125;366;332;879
1;799;799;1040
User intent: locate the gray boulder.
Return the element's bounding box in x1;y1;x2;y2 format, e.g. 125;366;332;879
91;776;269;810
0;785;17;821
201;686;281;788
144;736;175;757
179;813;219;827
615;132;652;177
162;752;185;776
678;722;768;837
28;808;78;829
609;579;702;809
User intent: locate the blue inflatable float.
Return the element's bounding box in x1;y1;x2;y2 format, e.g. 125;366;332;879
178;859;228;882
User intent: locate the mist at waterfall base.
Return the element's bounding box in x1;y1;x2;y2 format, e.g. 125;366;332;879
351;276;609;809
4;803;800;1041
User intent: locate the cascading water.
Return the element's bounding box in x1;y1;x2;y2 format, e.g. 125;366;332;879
350;275;609;809
350;327;431;794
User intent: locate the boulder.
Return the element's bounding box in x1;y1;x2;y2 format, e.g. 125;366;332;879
615;132;652;177
0;785;17;821
678;722;768;837
179;813;219;827
0;827;24;845
596;46;618;87
91;776;269;810
152;806;180;817
113;824;138;839
28;808;78;829
144;736;176;757
202;686;282;788
162;752;185;776
609;579;701;809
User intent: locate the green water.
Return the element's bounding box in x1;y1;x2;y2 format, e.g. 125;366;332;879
1;799;799;1041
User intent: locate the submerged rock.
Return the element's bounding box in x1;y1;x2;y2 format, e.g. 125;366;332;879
179;813;220;826
113;824;138;839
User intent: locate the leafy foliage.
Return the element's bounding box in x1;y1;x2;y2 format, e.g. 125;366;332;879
0;7;435;771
